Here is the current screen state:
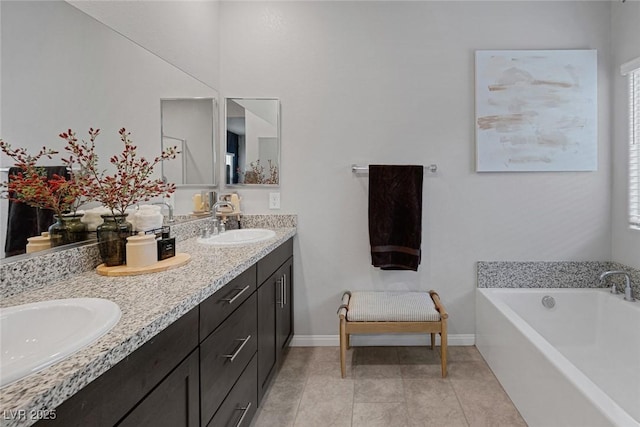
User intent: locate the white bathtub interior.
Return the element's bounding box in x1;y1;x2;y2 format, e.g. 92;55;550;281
476;288;640;427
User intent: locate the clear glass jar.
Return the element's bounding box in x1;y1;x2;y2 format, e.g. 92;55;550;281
48;213;89;247
96;213;133;266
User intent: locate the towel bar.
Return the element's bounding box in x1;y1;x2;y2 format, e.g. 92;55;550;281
351;164;438;174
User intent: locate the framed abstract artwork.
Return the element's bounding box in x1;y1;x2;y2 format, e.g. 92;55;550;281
475;50;597;172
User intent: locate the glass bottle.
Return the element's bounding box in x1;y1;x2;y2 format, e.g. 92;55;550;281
96;213;133;266
48;213;89;247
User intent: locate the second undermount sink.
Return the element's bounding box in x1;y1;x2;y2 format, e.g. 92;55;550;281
0;298;121;388
197;228;276;246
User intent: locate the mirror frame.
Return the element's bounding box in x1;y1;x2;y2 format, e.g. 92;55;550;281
224;97;281;188
160;97;218;188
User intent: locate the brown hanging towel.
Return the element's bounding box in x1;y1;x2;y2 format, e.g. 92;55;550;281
368;165;423;271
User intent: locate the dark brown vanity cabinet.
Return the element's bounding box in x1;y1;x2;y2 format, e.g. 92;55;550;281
200;292;257;425
276;257;294;354
117;350;200;427
257;238;294;403
34;238;293;427
205;355;258;427
35;308;200;427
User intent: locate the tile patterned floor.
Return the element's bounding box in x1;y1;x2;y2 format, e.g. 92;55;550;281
251;346;527;427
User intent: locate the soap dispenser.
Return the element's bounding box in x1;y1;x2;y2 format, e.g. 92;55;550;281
126;232;157;268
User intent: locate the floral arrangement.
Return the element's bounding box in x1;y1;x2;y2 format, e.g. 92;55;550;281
60;127;178;216
0;141;84;218
241;159;279;185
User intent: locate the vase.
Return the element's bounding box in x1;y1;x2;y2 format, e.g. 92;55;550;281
48;213;89;248
96;213;133;266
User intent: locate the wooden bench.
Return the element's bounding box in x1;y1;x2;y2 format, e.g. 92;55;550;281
337;290;448;378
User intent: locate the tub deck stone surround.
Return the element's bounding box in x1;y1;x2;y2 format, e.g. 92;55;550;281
477;260;640;298
0;215;296;427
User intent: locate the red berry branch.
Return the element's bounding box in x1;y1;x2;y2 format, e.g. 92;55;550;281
60;128;178;216
0;140;83;217
240;159;279;185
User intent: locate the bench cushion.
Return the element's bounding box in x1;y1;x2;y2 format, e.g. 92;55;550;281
346;291;440;322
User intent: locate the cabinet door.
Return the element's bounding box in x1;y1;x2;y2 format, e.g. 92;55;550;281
117;349;199;427
35;308;199;427
257;273;277;404
276;257;293;356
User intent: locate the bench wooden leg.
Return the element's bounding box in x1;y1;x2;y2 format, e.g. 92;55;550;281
340;318;347;378
430;333;435;349
440;326;448;378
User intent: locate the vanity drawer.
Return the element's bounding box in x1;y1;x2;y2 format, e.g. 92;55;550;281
200;292;257;426
257;238;293;285
206;354;258;427
200;264;256;341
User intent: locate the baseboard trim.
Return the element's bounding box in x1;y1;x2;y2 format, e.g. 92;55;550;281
290;334;475;347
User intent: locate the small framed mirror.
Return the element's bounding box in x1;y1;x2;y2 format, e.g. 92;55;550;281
225;98;280;186
161;98;217;187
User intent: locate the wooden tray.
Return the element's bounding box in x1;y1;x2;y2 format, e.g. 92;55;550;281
96;253;191;277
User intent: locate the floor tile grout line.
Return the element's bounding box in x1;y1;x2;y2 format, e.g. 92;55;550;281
441;345;472;426
291;363;309;427
448;364;475;427
292;350;323;427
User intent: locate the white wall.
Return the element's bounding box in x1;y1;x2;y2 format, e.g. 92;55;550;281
611;2;640;270
220;1;613;338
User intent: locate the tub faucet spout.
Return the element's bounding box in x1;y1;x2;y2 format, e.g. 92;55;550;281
599;271;635;302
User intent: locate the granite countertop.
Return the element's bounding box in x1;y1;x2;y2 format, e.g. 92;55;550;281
0;227;296;427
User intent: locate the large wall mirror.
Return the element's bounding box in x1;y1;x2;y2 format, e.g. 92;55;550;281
161;98;217;187
225;98;280;186
0;1;218;260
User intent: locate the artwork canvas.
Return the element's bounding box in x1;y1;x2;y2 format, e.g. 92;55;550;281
475;50;597;172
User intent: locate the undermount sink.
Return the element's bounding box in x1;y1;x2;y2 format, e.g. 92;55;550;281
197;228;276;246
0;298;121;388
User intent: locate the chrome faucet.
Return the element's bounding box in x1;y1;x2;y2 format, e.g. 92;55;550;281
599;270;635;302
152;202;174;223
211;201;234;214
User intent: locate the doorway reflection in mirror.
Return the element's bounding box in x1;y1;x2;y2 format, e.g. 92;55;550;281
225;98;280;186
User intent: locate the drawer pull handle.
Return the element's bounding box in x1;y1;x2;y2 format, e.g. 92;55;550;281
221;285;251;304
283;273;287;307
277;275;287;308
276;277;283;308
223;335;251;362
235;402;252;427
